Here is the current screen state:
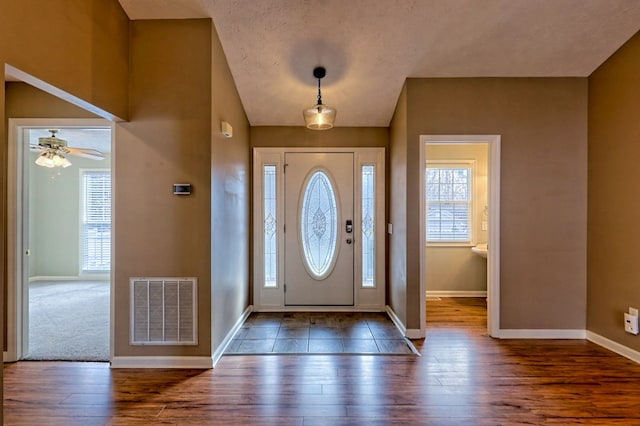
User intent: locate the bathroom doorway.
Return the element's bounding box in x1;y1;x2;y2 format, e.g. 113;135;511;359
420;135;500;337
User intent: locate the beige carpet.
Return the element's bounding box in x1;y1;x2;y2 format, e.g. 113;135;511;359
24;281;109;361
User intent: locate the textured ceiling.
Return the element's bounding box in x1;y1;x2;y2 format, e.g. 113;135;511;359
120;0;640;127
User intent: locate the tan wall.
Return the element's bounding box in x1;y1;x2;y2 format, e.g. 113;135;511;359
426;144;488;293
389;84;408;324
1;2;130;411
405;78;588;330
0;0;129;120
210;21;251;352
5;83;99;119
250;126;388;148
114;20;212;356
588;31;640;349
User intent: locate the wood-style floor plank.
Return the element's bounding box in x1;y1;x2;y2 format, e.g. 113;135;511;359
5;297;640;425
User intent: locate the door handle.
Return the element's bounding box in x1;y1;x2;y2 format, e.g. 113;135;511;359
346;238;353;244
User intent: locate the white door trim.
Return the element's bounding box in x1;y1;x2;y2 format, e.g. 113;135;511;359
253;147;386;311
5;118;114;362
420;135;501;338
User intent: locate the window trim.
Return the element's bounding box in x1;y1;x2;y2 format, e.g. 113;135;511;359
425;160;476;247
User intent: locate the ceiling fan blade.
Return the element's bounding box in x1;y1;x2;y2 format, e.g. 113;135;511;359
65;147;105;160
30;145;45;151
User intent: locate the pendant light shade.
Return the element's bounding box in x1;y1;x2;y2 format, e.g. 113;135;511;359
303;67;336;130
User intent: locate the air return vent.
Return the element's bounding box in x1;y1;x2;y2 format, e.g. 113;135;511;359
130;277;197;345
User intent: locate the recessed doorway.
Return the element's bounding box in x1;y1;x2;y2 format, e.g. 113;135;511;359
6;119;113;362
253;147;386;312
420;135;501;337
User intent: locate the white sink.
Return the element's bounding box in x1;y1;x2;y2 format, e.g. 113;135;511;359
471;243;488;258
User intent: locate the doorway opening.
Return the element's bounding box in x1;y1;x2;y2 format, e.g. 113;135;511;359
420;136;501;337
252;147;386;312
6;119;114;361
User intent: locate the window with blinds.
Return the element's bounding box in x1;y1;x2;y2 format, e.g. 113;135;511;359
82;170;111;272
426;163;473;243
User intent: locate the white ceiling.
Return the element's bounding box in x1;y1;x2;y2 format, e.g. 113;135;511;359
83;2;640;126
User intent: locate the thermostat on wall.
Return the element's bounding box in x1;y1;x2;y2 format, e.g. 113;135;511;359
173;184;191;195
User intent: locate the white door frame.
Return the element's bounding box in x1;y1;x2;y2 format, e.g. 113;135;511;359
420;135;501;337
4;118;115;362
253;147;386;312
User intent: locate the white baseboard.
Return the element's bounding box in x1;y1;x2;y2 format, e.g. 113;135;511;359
212;305;253;367
405;329;425;339
498;329;586;339
586;331;640;364
385;305;407;335
385;305;426;339
426;290;487;298
30;275;110;282
110;356;213;369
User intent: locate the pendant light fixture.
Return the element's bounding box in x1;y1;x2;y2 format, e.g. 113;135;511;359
303;66;336;130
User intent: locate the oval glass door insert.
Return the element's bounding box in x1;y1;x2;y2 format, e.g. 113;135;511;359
300;170;338;279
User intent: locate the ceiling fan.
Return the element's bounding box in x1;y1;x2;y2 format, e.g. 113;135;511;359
31;129;105;168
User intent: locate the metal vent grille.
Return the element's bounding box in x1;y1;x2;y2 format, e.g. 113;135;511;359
130;277;197;345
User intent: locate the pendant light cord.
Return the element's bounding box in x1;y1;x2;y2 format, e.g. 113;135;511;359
317;78;323;105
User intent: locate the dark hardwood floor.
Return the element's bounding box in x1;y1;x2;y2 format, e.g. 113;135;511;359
5;298;640;425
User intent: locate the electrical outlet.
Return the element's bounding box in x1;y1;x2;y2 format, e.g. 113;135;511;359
625;313;639;335
630;307;639;317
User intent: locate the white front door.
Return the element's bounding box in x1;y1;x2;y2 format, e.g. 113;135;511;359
284;152;354;306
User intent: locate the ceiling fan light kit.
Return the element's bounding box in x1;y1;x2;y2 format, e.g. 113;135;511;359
35;150;72;168
33;129;105;169
303;66;336;130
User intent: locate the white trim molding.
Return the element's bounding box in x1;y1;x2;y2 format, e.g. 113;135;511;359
386;305;425;339
426;291;487;298
6;118;115;363
212;305;253;367
30;275;111;282
421;135;501;339
385;305;407;335
405;329;425;339
252;147;386;311
111;356;213;369
498;329;586;339
586;331;640;364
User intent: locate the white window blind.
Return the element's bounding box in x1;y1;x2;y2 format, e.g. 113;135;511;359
426;164;473;243
82;171;111;272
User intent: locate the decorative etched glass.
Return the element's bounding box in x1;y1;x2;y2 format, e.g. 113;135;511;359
263;165;277;287
362;165;375;287
301;170;338;279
